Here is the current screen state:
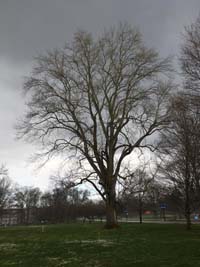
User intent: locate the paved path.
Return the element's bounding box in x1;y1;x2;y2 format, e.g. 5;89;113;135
96;219;199;224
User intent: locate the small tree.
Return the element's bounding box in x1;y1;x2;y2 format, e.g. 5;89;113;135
17;23;172;228
120;167;154;223
0;165;12;210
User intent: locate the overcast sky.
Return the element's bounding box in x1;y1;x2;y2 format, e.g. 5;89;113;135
0;0;200;191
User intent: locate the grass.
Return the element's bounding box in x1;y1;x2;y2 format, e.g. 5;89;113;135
0;222;200;266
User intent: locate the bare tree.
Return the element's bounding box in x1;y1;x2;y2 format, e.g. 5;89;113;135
0;165;12;210
17;23;172;228
180;15;200;95
180;15;200;196
119;166;155;223
176;16;200;228
40;191;53;208
158;94;200;230
14;187;41;224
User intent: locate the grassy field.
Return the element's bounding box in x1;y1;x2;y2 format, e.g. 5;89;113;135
0;223;200;267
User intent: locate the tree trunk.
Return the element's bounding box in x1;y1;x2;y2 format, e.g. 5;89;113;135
105;201;117;228
138;195;143;224
185;209;191;230
185;187;191;230
105;186;118;228
185;166;191;230
26;207;30;225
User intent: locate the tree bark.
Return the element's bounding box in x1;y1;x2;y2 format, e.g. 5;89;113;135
185;184;191;230
138;195;143;224
105;201;117;228
105;186;118;228
185;162;191;230
185;209;191;230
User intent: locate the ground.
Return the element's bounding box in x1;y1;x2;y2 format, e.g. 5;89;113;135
0;222;200;266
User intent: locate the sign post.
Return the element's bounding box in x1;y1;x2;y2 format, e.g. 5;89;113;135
160;203;167;221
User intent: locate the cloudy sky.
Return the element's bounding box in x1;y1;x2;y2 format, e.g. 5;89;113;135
0;0;200;190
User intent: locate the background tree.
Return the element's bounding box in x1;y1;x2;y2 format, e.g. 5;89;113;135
40;191;53;208
164;186;184;219
177;15;200;228
180;15;200;95
119;166;155;223
39;181;90;223
158;94;200;229
14;186;41;224
17;23;172;228
144;180;167;218
0;165;12;211
180;14;200;196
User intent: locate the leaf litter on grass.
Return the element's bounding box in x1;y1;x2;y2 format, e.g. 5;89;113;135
0;243;18;252
65;239;115;247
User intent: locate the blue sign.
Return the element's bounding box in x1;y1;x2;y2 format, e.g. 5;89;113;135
160;203;167;209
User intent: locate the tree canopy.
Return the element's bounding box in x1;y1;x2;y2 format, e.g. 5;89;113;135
17;23;172;228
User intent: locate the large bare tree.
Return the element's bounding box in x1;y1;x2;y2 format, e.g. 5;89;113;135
17;23;172;228
178;15;200;228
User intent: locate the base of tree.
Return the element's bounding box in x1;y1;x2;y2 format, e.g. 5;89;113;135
104;223;120;229
186;223;192;230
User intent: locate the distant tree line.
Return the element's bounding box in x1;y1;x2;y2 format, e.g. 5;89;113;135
0;167;105;224
0;163;197;226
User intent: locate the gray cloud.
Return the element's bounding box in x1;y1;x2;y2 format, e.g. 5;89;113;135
0;0;200;189
0;0;199;63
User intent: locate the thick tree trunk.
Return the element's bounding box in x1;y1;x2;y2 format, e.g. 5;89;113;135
105;185;118;228
105;201;118;228
185;210;191;230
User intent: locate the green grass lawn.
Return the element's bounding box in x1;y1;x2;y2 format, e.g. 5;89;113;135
0;222;200;267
